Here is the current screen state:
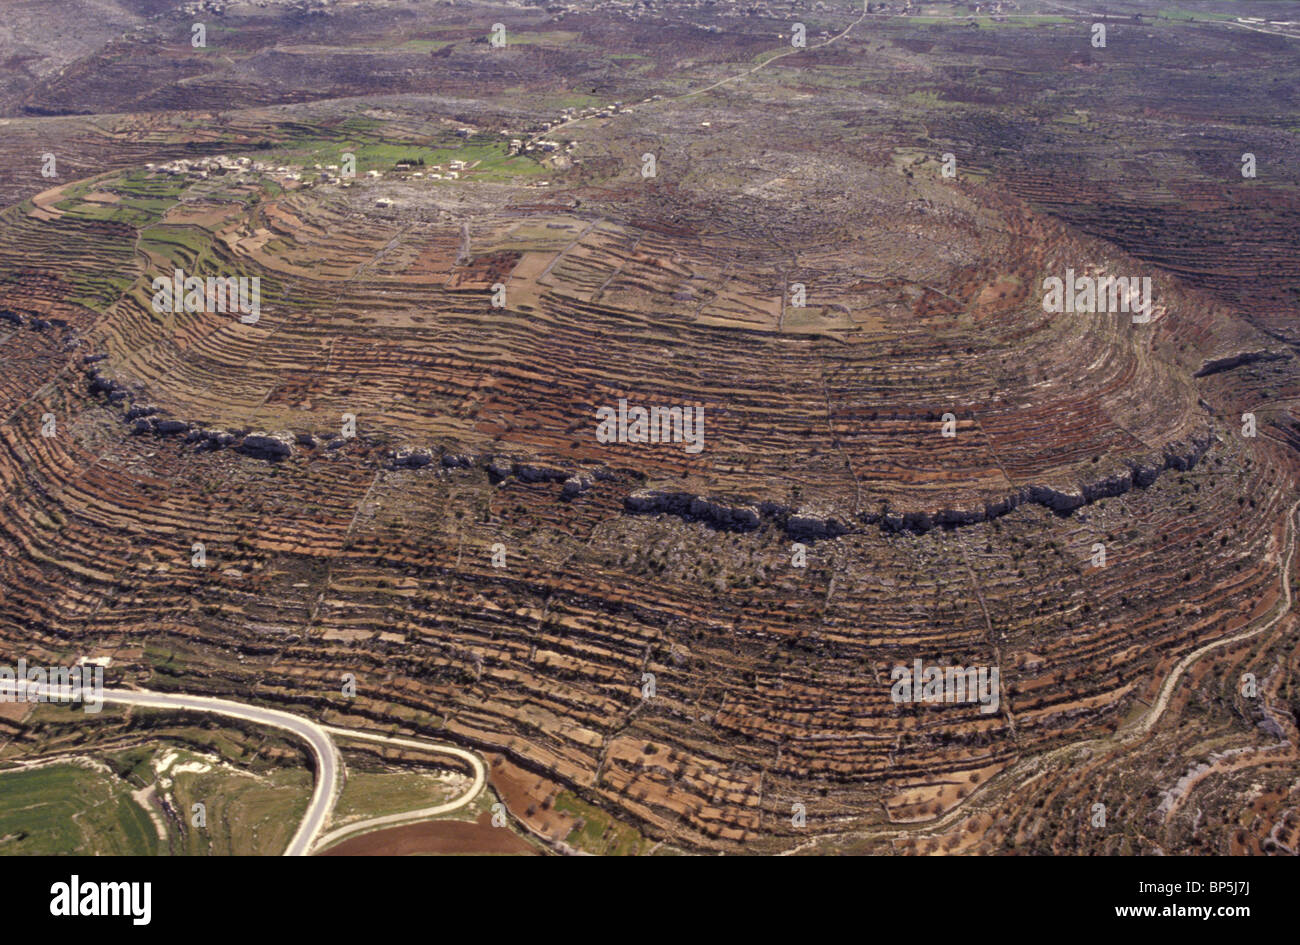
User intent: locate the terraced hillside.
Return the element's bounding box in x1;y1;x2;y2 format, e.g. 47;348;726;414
0;0;1297;855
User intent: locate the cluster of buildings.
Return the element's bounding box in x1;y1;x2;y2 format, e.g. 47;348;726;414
149;154;339;188
503;99;643;156
508;138;563;155
865;1;1019;12
147;153;483;193
180;0;334;14
580;0;1019;18
367;158;471;183
148;154;297;181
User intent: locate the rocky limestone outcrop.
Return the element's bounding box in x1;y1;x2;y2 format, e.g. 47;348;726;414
393;447;433;468
516;463;570;484
562;475;593;498
155;418;190;436
87;370;128;404
625;490;760;531
622;431;1215;538
239;432;294;459
192;428;237;448
1194;349;1290;378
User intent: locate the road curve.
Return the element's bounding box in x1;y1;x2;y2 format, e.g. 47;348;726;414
0;683;340;856
1;682;495;856
8;498;1296;857
311;726;487;853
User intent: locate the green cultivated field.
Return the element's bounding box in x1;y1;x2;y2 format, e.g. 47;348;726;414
0;763;159;856
333;767;464;823
552;790;650;856
163;753;311;856
258;136;547;181
0;714;313;855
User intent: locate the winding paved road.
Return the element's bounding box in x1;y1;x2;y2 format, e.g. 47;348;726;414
9;489;1294;857
0;682;483;856
0;683;341;856
311;726;487;853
